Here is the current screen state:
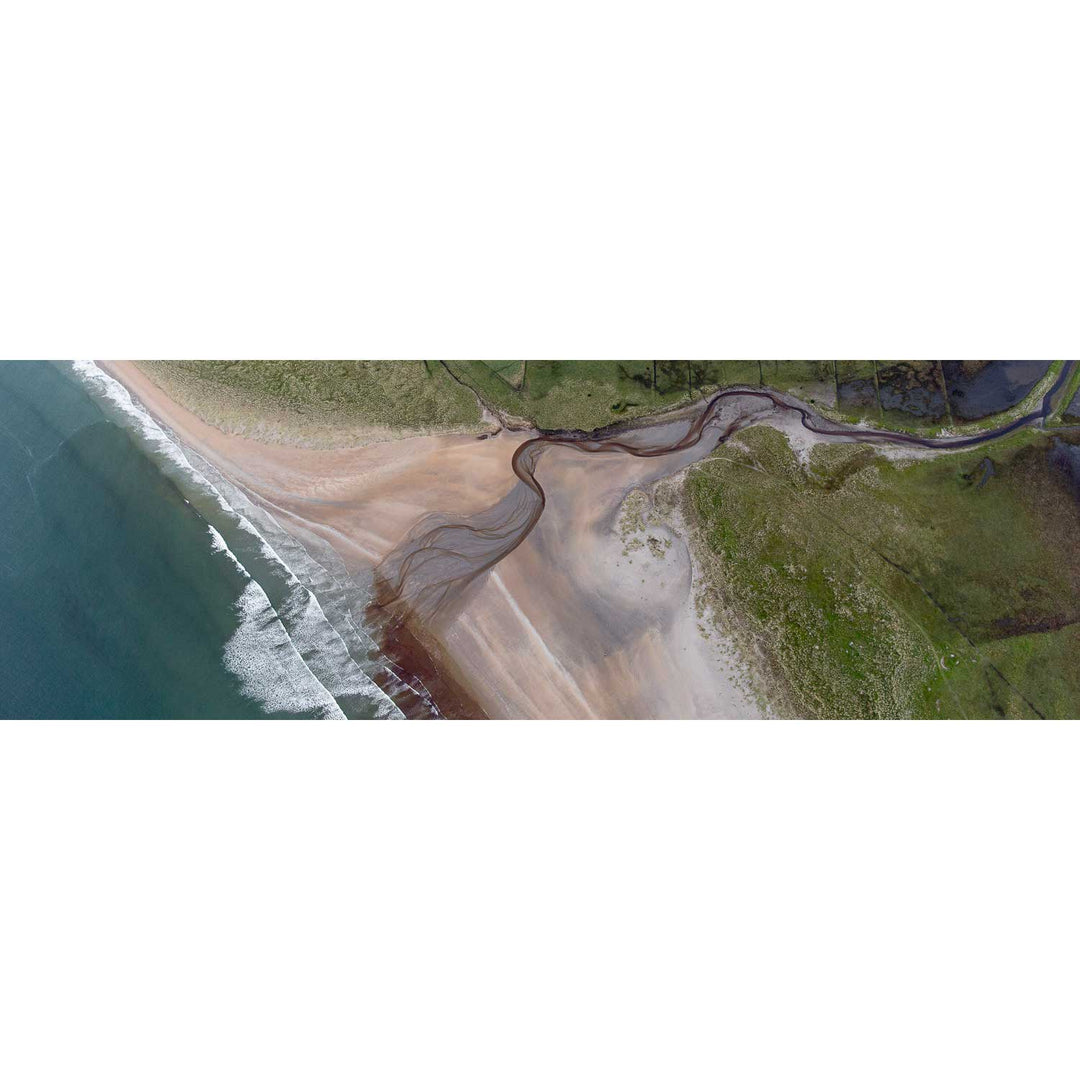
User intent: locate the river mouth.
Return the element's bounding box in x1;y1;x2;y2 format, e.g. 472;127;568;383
371;371;1073;649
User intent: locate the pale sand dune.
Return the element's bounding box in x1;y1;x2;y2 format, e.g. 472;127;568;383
99;361;760;719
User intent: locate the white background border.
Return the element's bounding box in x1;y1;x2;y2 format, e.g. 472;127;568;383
3;722;1079;1078
3;1;1079;1077
2;1;1077;359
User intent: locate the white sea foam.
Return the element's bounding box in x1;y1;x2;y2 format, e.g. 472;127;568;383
69;361;403;719
207;524;231;556
223;581;346;719
188;450;408;717
203;475;439;716
205;522;347;717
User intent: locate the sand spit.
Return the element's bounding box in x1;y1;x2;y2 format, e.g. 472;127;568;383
99;362;762;719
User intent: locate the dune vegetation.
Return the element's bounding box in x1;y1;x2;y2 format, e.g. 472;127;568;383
137;360;484;446
685;424;1080;718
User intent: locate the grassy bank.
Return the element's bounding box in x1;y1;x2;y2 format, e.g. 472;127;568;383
136;361;483;447
685;425;1080;718
1052;362;1080;425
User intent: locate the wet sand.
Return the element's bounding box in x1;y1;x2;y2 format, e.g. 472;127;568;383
100;361;761;719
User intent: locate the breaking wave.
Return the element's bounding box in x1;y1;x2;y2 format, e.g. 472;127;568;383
69;361;403;720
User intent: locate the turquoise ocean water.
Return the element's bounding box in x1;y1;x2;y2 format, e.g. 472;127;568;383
0;361;400;719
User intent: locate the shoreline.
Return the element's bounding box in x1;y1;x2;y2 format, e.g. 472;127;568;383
96;361;513;719
97;361;763;719
70;361;402;720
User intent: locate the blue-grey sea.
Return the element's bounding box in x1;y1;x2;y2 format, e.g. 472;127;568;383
0;361;400;719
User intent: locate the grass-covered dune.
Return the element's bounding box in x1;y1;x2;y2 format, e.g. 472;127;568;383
686;426;1080;719
137;360;484;446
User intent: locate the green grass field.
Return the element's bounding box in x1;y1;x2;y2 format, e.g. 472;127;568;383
685;425;1080;718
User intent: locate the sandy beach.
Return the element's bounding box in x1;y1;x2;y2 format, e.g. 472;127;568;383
100;361;761;719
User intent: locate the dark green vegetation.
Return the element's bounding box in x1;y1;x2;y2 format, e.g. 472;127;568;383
686;426;1080;718
138;360;483;444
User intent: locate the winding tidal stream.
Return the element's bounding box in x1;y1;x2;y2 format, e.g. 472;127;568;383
373;363;1076;634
